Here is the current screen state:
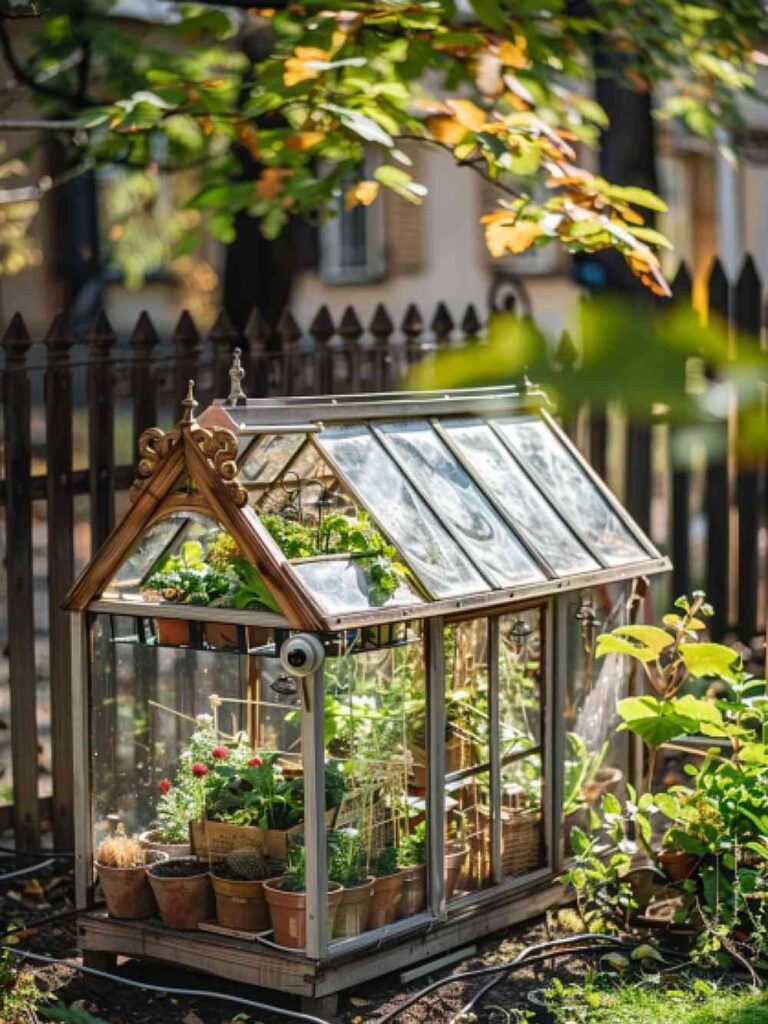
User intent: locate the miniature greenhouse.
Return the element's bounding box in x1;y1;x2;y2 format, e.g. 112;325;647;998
65;370;670;1015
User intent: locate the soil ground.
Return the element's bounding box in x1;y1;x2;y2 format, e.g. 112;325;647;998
1;854;593;1024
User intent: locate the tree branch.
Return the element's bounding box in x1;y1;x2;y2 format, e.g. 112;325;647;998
0;118;81;130
0;23;78;105
395;132;522;199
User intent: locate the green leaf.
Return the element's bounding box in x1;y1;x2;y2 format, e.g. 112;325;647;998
611;625;674;656
595;633;658;663
374;164;427;204
680;642;742;683
324;103;394;147
617;696;697;747
604;184;668;212
469;0;507;32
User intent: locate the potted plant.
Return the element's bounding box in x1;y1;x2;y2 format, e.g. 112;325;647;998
210;847;270;933
398;822;427;918
368;846;402;929
263;844;343;950
146;857;212;930
140;782;194;858
95;825;164;919
328;829;374;939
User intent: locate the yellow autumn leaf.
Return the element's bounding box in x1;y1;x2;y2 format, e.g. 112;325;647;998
345;180;380;210
426;115;469;145
498;36;528;69
285;131;326;151
445;98;487;131
482;216;543;258
255;167;292;199
283;47;330;88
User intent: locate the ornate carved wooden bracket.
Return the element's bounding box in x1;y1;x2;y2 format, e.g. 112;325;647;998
130;380;247;506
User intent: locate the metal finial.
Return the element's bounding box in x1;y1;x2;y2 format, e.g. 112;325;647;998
227;347;247;406
180;379;198;425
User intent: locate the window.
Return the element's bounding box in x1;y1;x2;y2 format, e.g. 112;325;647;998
320;155;385;284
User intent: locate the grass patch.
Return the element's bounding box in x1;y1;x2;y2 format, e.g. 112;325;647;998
547;984;768;1024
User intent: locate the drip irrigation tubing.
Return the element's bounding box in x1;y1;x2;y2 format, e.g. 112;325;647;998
375;933;687;1024
1;946;333;1024
0;858;56;882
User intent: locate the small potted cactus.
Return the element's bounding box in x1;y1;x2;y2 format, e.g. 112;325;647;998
146;858;211;930
368;846;402;929
95;825;164;920
210;847;270;933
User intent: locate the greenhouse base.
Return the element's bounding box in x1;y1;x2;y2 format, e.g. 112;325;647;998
78;881;563;1018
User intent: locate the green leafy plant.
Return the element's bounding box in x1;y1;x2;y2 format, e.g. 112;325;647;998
563;733;609;818
399;822;427;867
328;828;369;887
375;846;399;877
280;842;307;893
0;952;49;1024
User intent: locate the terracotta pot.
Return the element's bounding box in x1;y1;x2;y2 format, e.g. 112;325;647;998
147;859;212;930
210;874;269;933
204;622;241;650
368;872;403;930
333;877;375;939
156;618;190;646
96;851;166;920
398;864;426;918
444;843;468;900
263;878;343;950
139;830;191;860
659;849;700;882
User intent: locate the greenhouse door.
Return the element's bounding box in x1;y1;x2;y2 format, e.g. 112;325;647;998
443;607;548;902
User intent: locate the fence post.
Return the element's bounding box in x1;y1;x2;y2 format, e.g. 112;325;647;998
669;263;693;602
402;304;424;366
369;304;394;392
130;312;159;447
554;331;578;441
310;305;335;394
338;306;363;392
431;302;454;349
244;307;271;397
734;255;762;641
705;258;731;638
2;314;39;850
276;308;301;396
460;304;482;343
86;311;117;553
43;313;76;850
173;310;201;404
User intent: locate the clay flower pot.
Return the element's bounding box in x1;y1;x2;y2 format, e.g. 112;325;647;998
263;878;343;950
444;843;468;900
147;858;211;930
210;873;270;933
398;864;426;918
333;876;375;939
96;851;166;920
155;618;190;646
659;849;700;882
368;872;403;930
204;622;241;650
139;830;191;860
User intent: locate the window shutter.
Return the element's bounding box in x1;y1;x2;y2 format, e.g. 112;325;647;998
383;146;425;276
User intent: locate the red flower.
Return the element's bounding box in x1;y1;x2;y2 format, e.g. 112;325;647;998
211;746;229;760
158;779;171;795
248;756;262;767
191;763;208;778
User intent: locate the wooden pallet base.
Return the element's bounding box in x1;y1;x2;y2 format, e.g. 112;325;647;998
79;882;563;1018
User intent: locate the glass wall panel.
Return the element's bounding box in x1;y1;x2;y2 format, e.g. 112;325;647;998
560;588;631;856
444;618;493;895
497;610;546;879
323;630;427;939
238;433;306;486
495;417;649;566
442;419;598;576
379;422;545;587
318;426;488;598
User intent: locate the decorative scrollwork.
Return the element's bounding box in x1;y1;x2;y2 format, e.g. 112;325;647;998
190;425;248;507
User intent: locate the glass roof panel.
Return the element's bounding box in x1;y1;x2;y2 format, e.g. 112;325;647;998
317;426;488;598
378;422;545;587
292;558;423;615
238;433;305;486
494;417;649;566
442;418;599;575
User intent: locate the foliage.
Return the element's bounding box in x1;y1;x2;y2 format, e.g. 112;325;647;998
375;846;399;877
261;510;409;605
95;823;144;868
280;842;306;893
399;821;427;867
563;733;609;818
143;529;279;612
8;0;768;288
0;952;48;1024
328;827;369;886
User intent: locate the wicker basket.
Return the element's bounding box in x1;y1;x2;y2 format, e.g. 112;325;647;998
500;808;542;877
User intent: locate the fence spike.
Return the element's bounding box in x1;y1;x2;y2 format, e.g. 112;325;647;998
338;305;363;341
402;303;424;364
310;304;335;343
460;304;482;341
243;306;271;352
707;257;730;320
173;309;201;352
276;307;301;346
85;309;116;357
431;302;454;345
1;311;31;366
129;311;160;357
369;303;393;338
555;330;578;372
735;254;761;336
209;308;238;346
670;261;692;301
